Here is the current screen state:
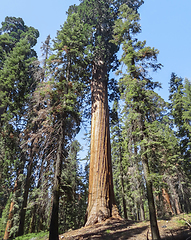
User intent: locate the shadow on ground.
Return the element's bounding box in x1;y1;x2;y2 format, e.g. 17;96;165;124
60;217;191;240
61;218;149;239
161;228;191;240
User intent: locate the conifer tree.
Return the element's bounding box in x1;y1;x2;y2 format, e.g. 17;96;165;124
182;78;191;178
0;16;39;123
112;4;162;239
168;74;191;213
111;100;128;219
17;35;50;237
59;140;88;232
0;17;39;239
74;0;143;226
45;11;91;240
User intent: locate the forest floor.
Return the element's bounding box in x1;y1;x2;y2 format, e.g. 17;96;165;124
59;213;191;240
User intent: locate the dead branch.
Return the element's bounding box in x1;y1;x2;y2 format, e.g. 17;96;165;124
180;218;191;230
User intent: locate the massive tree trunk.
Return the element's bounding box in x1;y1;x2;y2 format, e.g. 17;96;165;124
85;61;119;226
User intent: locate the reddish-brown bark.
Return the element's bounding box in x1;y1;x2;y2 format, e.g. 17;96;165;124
4;177;19;240
162;188;174;215
3;201;14;240
85;62;120;226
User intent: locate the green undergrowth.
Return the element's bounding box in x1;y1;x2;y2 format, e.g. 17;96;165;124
15;231;48;240
175;213;191;227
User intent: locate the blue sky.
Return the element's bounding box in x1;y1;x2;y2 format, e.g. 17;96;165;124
1;0;191;157
1;0;191;101
139;0;191;101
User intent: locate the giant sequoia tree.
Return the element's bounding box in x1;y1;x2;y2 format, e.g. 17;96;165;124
75;0;144;226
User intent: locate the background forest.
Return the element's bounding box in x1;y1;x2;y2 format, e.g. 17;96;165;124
0;1;191;240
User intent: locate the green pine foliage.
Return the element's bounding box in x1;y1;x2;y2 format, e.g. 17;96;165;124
0;16;39;238
182;78;191;175
59;141;88;232
168;73;191;213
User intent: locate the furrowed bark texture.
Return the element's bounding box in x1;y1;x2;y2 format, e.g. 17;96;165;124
85;62;119;226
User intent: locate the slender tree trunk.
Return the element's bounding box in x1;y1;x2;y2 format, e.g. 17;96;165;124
49;117;65;240
17;144;34;236
133;142;145;221
136;202;139;221
29;206;36;234
119;147;127;220
142;153;160;240
29;158;44;233
85;61;119;226
3;201;14;240
137;112;160;239
4;159;26;240
174;196;181;215
179;180;188;213
0;105;5;125
3;178;19;240
140;200;145;221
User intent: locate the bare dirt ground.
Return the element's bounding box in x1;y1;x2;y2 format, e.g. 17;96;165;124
59;214;191;240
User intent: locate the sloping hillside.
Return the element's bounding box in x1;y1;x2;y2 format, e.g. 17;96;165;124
60;214;191;240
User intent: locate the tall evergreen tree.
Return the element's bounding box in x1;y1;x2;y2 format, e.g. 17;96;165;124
74;0;143;226
168;74;191;213
111;100;128;219
45;10;91;240
112;4;162;239
0;16;39;123
182;78;191;177
0;16;39;239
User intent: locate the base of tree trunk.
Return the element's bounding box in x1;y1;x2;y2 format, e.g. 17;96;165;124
85;204;121;226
